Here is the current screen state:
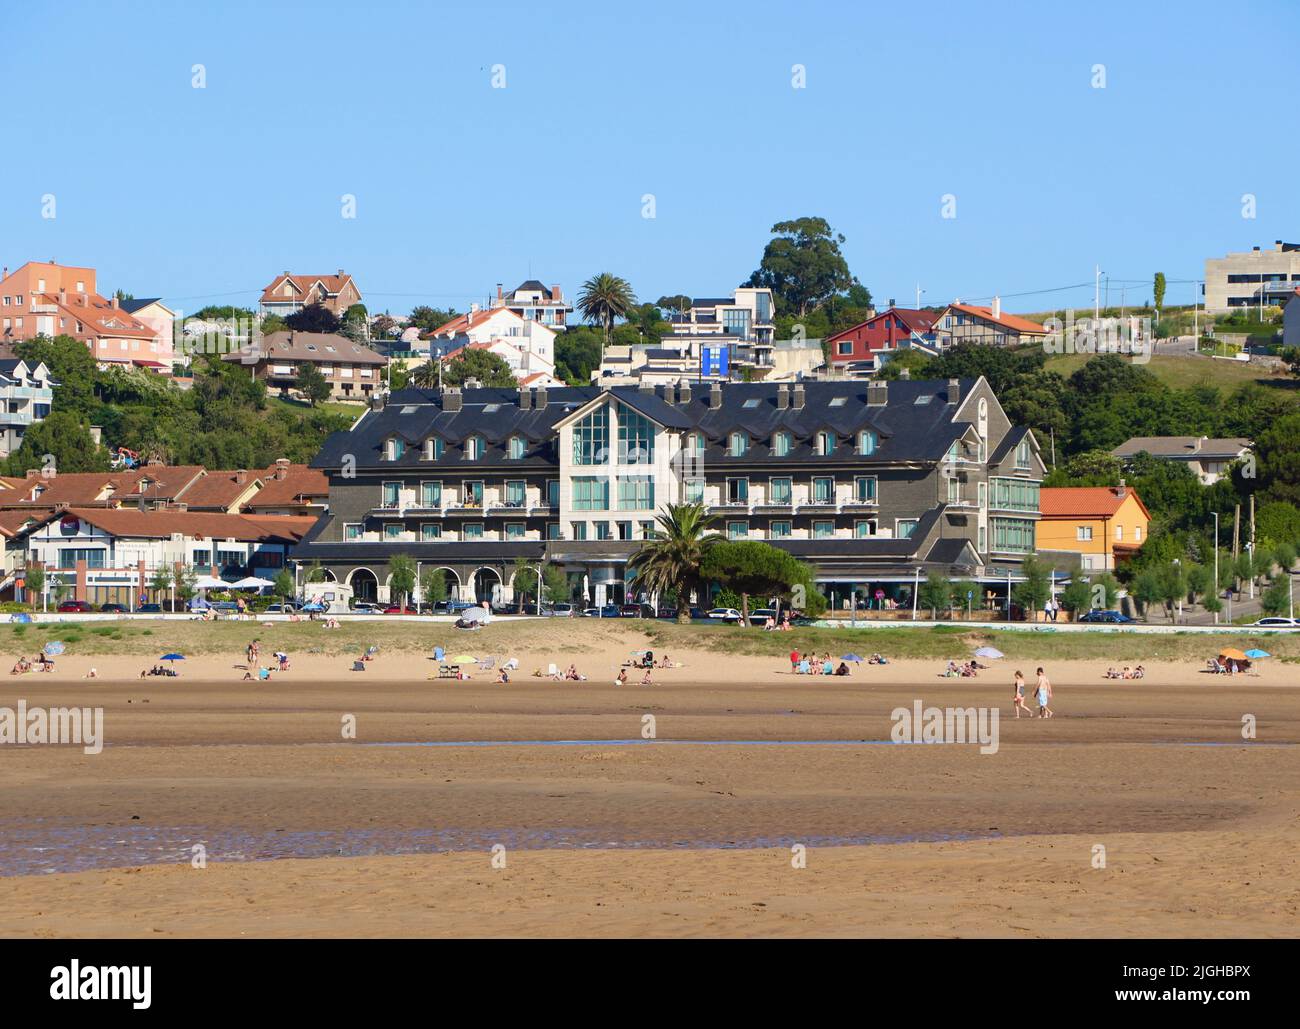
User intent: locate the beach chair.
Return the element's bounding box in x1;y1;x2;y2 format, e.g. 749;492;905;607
547;663;558;677
438;664;456;679
352;660;366;672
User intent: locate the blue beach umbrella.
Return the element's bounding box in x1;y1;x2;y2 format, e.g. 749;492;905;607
1244;649;1270;660
43;641;65;656
160;653;185;662
840;653;864;663
10;613;32;624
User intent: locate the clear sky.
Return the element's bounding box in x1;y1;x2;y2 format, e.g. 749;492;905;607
3;0;1296;319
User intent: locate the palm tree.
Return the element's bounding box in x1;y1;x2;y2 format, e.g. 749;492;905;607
411;360;439;389
577;273;637;350
629;503;723;623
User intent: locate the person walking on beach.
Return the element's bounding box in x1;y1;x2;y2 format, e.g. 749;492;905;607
1012;670;1033;718
1034;667;1053;718
790;648;800;673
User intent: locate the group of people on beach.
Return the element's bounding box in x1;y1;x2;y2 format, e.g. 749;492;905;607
1011;668;1054;718
11;652;54;674
788;649;852;677
1105;665;1145;680
944;659;990;678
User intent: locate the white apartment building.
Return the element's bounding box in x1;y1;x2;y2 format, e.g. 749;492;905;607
429;305;556;383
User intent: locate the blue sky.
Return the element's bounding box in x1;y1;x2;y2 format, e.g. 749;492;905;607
3;0;1296;319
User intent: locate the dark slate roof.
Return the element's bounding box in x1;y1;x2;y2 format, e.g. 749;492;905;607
506;280;551;299
988;425;1032;466
310;379;979;471
117;297;161;314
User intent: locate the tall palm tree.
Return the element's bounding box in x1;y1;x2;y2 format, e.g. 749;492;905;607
411;360;440;389
577;273;637;350
629;503;723;623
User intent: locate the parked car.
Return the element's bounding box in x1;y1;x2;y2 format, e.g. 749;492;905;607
435;599;477;614
748;607;780;626
1249;616;1300;628
550;603;576;617
99;602;128;614
1077;609;1135;624
383;605;418;615
137;603;163;614
351;601;384;614
57;600;95;613
264;603;300;614
619;603;644;618
582;605;621;618
707;607;743;623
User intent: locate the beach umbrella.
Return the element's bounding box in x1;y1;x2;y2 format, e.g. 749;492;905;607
301;602;325;612
10;612;31;624
43;641;65;656
459;606;487;623
1219;648;1248;662
1245;648;1270;659
975;646;1005;659
451;654;476;664
194;575;227;590
840;653;864;663
230;576;275;589
161;653;185;662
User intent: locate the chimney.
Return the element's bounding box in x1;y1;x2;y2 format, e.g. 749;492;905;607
337;268;344;277
25;468;41;480
370;392;386;412
551;284;562;302
947;378;961;404
678;380;692;405
991;295;1001;319
639;381;654;395
2;267;7;280
900;367;911;380
497;283;503;300
1115;478;1127;498
470;302;479;316
708;382;723;409
776;383;790;410
662;382;676;405
519;385;531;410
792;383;805;410
235;469;247;485
275;458;290;480
443;388;462;413
533;385;547;410
1277;241;1285;251
110;295;119;309
868;381;887;406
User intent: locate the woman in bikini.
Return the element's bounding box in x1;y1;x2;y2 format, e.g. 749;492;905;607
1012;670;1033;718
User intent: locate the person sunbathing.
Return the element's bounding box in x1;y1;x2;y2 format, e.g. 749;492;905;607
835;662;850;676
640;668;653;686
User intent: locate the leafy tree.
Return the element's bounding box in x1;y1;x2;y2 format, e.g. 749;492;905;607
1257;502;1300;549
1013;555;1051;619
411;361;440;389
746;217;853;316
149;566;173;608
1092;572;1121;610
577;273;637;347
389;555;417;609
1185;563;1210;604
917;572;952;619
14;334;100;416
656;295;692;315
629;503;724;623
949;579;980;617
422;568;448;608
408;306;458;333
388;359;410;391
305;560;328;583
22;565;44;610
442;348;516;388
700;540;821;625
1131;569;1163;621
1261;577;1292;617
284;303;340;334
555;327;603;384
1153;272;1167;313
4;410;110;476
273;568;295;605
295;363;332;407
175;566;198;605
1060;575;1093;615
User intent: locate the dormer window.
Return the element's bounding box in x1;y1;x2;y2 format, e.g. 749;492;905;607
858;430;878;456
508;436;526;460
729;432;748;458
772;430;791;457
816;431;836;456
1016;439;1032;470
466;435;485;460
385;438;405;461
424;437;444;461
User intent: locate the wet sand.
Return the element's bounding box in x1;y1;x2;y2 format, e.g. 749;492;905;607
1;647;1297;937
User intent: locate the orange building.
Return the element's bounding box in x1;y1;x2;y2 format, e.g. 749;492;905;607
1037;484;1150;571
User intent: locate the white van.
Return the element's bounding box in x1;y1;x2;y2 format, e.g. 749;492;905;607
302;582;354;614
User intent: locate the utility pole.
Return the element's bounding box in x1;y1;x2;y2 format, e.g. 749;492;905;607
1213;511;1220;625
1094;265;1103;331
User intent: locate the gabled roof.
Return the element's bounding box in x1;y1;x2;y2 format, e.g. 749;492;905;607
260;273;356;304
827;307;940;342
1111;436;1251;459
117;297;170;315
220;331;385;365
34;508;317;543
246;463;328;509
944;303;1047;335
171;470;261;510
431;306;523;337
35;292;155;339
1039;486;1150;520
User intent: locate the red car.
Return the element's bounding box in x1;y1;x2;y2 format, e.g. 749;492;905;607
383;605;418;615
57;600;95;613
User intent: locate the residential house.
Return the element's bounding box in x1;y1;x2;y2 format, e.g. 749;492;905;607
1111;436;1252;485
933;298;1049;349
118;298;178;370
658;287;778;377
0;261;170;371
292;376;1045;608
1204;241;1300;313
244;460;330;516
1283;287;1300;348
492;280;572;329
259;271;362;318
222;331;387;401
826;308;941;375
428;306;556;384
1037;485;1150;571
0;358;55;458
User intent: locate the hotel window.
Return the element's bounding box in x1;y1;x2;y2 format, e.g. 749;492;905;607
726;477;749;504
508;435;526;459
462;480;484;506
381;481;401;508
420;481;442;507
772;430;791;457
728;521;748;540
617;521;634;541
344;523;363;540
978;525;987;551
685;478;704;504
813;521;834;539
384;523;403;540
896;519;918;539
547;523;562;540
1077;526;1093;541
573;405;609;465
594;521;613;541
504;480;526;506
466;435;485;460
947;477;961;503
770;521;792;539
421;523;442;541
546;480;560;507
617;475;654;510
462;524;484;540
858;430;878;456
506;523;526;540
639;521;655;537
812;476;835;504
855;520;876;539
1015;439;1032;470
572;476;609;511
386;437;405;461
978;481;987;508
617;405;655;464
816;431;835;456
729;432;748;457
854;476;877;503
770;477;792;504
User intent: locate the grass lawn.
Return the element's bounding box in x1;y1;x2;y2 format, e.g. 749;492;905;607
270;395;365;419
1043;351;1297;393
4;617;1298;665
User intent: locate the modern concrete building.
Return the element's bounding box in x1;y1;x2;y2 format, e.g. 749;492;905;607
1204;241;1300;313
493;280;572;329
293;377;1045;607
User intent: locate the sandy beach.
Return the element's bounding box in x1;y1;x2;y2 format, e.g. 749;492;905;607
1;623;1297;937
